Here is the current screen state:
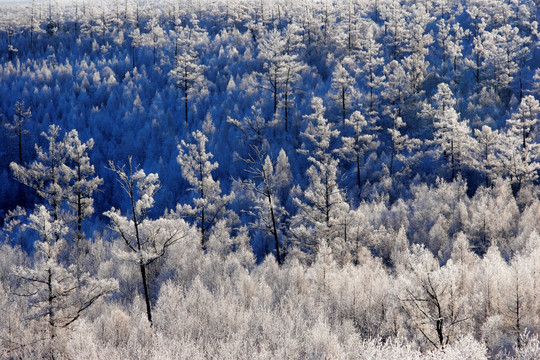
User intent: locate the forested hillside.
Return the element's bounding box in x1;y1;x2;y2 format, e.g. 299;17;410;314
0;0;539;358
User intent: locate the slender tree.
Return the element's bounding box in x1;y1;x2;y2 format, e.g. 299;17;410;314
292;98;349;257
105;157;185;326
14;206;116;358
169;25;207;124
340;110;379;193
330;58;357;124
241;147;291;265
4;101;31;165
177;131;235;250
10;125;71;224
63;130;103;256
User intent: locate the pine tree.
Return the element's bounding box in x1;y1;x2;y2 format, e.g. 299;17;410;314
506;96;540;149
63;130;103;273
227;106;271;149
387;114;422;178
481;24;530;98
473;125;500;187
142;14;167;66
381;59;411;119
355;35;385;114
279;51;307;132
128;27;143;69
258;29;285;117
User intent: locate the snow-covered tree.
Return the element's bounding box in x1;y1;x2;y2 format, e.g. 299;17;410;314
63;130;103;245
27;0;45;48
381;59;412;119
176;130;235;250
10;125;71;223
330;58;358;124
397;244;473;349
4;100;31;165
142;13;167;66
355;33;385;114
507;95;540;148
339;110;379;193
15;205;117;357
498;96;540;191
227;106;272;149
387;114;422;177
240;147;291;265
10;126;101;250
279;51;307;132
481;24;530;98
380;0;410;60
256;27;306;131
105;157;186;326
128;27;143;68
258;29;286;117
292;98;349;258
473;125;500;187
169;25;207;124
424;83;473;181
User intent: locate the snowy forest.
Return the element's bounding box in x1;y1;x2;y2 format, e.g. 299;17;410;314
0;0;539;358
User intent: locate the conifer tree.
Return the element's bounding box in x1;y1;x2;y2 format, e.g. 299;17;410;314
169;24;207;124
10;125;71;224
499;96;540;191
177;131;235;250
4;100;31;165
330;58;357;124
387;114;422;178
105;157;186;326
424;83;473;181
15;205;117;358
340;110;379;193
241;147;291;265
292;98;349;258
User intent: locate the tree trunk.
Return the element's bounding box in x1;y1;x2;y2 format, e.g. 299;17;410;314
451;139;455;181
268;193;281;265
131;187;153;326
284;81;289;132
199;159;206;250
47;265;56;359
184;70;189;124
356;152;361;194
342;86;346;125
18;124;23;165
140;264;153;325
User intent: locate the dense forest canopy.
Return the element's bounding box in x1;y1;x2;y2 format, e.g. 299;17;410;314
0;0;539;358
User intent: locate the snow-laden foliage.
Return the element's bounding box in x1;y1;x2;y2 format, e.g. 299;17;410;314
0;0;539;358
